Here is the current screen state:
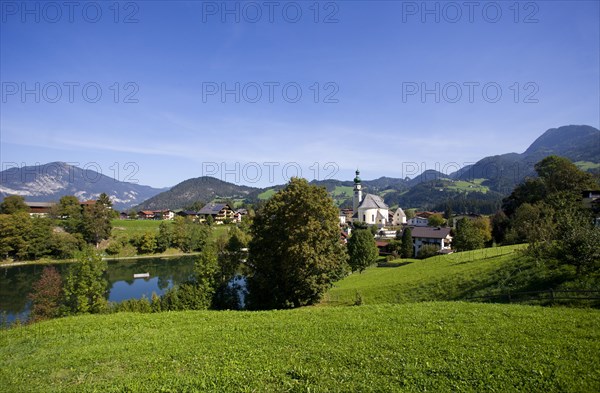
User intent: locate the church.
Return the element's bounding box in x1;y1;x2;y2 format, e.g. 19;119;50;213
352;170;389;226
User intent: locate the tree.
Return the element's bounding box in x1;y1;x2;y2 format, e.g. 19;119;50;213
51;232;83;259
161;246;220;311
0;195;30;214
535;155;597;195
557;220;600;275
427;213;445;227
171;217;209;252
472;216;492;245
504;203;556;248
81;195;113;246
347;229;379;272
491;210;509;244
0;212;32;260
247;178;348;309
453;218;485;251
62;249;108;314
401;227;413;258
29;266;63;322
137;232;157;254
54;196;84;233
444;204;453;220
502;156;598;217
193;245;220;309
156;221;172;252
417;244;439;259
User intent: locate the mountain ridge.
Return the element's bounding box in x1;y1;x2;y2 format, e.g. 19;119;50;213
2;125;598;211
0;162;167;211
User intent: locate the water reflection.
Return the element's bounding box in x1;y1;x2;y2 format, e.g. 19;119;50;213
0;256;196;323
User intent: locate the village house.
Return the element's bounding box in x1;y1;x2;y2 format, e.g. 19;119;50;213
352;170;389;227
391;207;407;226
407;216;429;227
153;210;175;220
24;201;56;216
233;208;249;223
405;226;453;257
198;203;235;224
138;210;155;220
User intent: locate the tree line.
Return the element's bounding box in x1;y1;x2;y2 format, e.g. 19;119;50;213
0;194;114;261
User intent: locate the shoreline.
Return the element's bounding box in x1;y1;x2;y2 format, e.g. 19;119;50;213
0;252;202;268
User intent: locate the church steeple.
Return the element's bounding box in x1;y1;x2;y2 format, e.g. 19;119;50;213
353;169;361;184
353;169;363;214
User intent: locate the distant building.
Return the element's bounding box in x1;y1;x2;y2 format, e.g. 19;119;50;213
24;201;56;216
352;169;388;226
407;216;429;227
198;203;235;224
391;208;407;226
138;210;155;220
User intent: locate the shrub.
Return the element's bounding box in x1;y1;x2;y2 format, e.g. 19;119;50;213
417;244;439;259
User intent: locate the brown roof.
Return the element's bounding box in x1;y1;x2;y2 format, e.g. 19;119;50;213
408;226;451;239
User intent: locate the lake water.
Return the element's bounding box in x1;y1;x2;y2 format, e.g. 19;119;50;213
0;256;197;324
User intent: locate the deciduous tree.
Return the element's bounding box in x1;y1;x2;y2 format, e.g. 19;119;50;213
347;229;379;272
62;249;108;315
0;195;30;214
247;178;348;309
29;266;63;322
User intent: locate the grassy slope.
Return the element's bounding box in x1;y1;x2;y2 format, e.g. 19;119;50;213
1;303;599;392
574;161;600;171
323;245;530;306
111;219;162;235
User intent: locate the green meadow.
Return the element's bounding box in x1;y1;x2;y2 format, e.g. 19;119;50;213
2;244;599;392
1;303;599;392
323;245;528;306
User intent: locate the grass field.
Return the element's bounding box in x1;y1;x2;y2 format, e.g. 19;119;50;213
111;219;162;235
574;161;600;171
111;220;232;241
323;245;530;306
445;179;489;193
257;188;277;200
1;302;598;392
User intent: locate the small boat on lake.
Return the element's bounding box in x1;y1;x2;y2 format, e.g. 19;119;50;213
133;273;150;279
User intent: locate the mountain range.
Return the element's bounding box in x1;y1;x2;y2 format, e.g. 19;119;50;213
1;125;598;211
0;162;167;211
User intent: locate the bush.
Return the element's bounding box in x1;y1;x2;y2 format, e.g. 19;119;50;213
417;244;439;259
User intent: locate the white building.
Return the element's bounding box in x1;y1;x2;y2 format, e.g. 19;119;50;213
352;169;388;226
407;216;429;227
405;226;453;257
391;207;407;225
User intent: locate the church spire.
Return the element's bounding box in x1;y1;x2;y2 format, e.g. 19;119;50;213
354;169;361;184
353;169;363;214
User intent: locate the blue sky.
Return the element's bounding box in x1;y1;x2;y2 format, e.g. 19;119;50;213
1;0;599;188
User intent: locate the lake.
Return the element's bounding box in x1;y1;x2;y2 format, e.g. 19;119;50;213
0;256;197;324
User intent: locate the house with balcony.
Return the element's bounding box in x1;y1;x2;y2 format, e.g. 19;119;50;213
198;203;235;224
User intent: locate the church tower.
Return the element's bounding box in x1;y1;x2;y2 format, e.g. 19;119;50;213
353;169;363;214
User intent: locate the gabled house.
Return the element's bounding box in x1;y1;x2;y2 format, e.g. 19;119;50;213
198;203;235;224
138;210;155;220
391;207;407;226
153;210;175;220
404;226;452;257
24;201;56;216
233;208;248;223
178;210;200;219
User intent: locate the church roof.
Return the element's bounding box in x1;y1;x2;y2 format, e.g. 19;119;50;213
358;194;388;210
